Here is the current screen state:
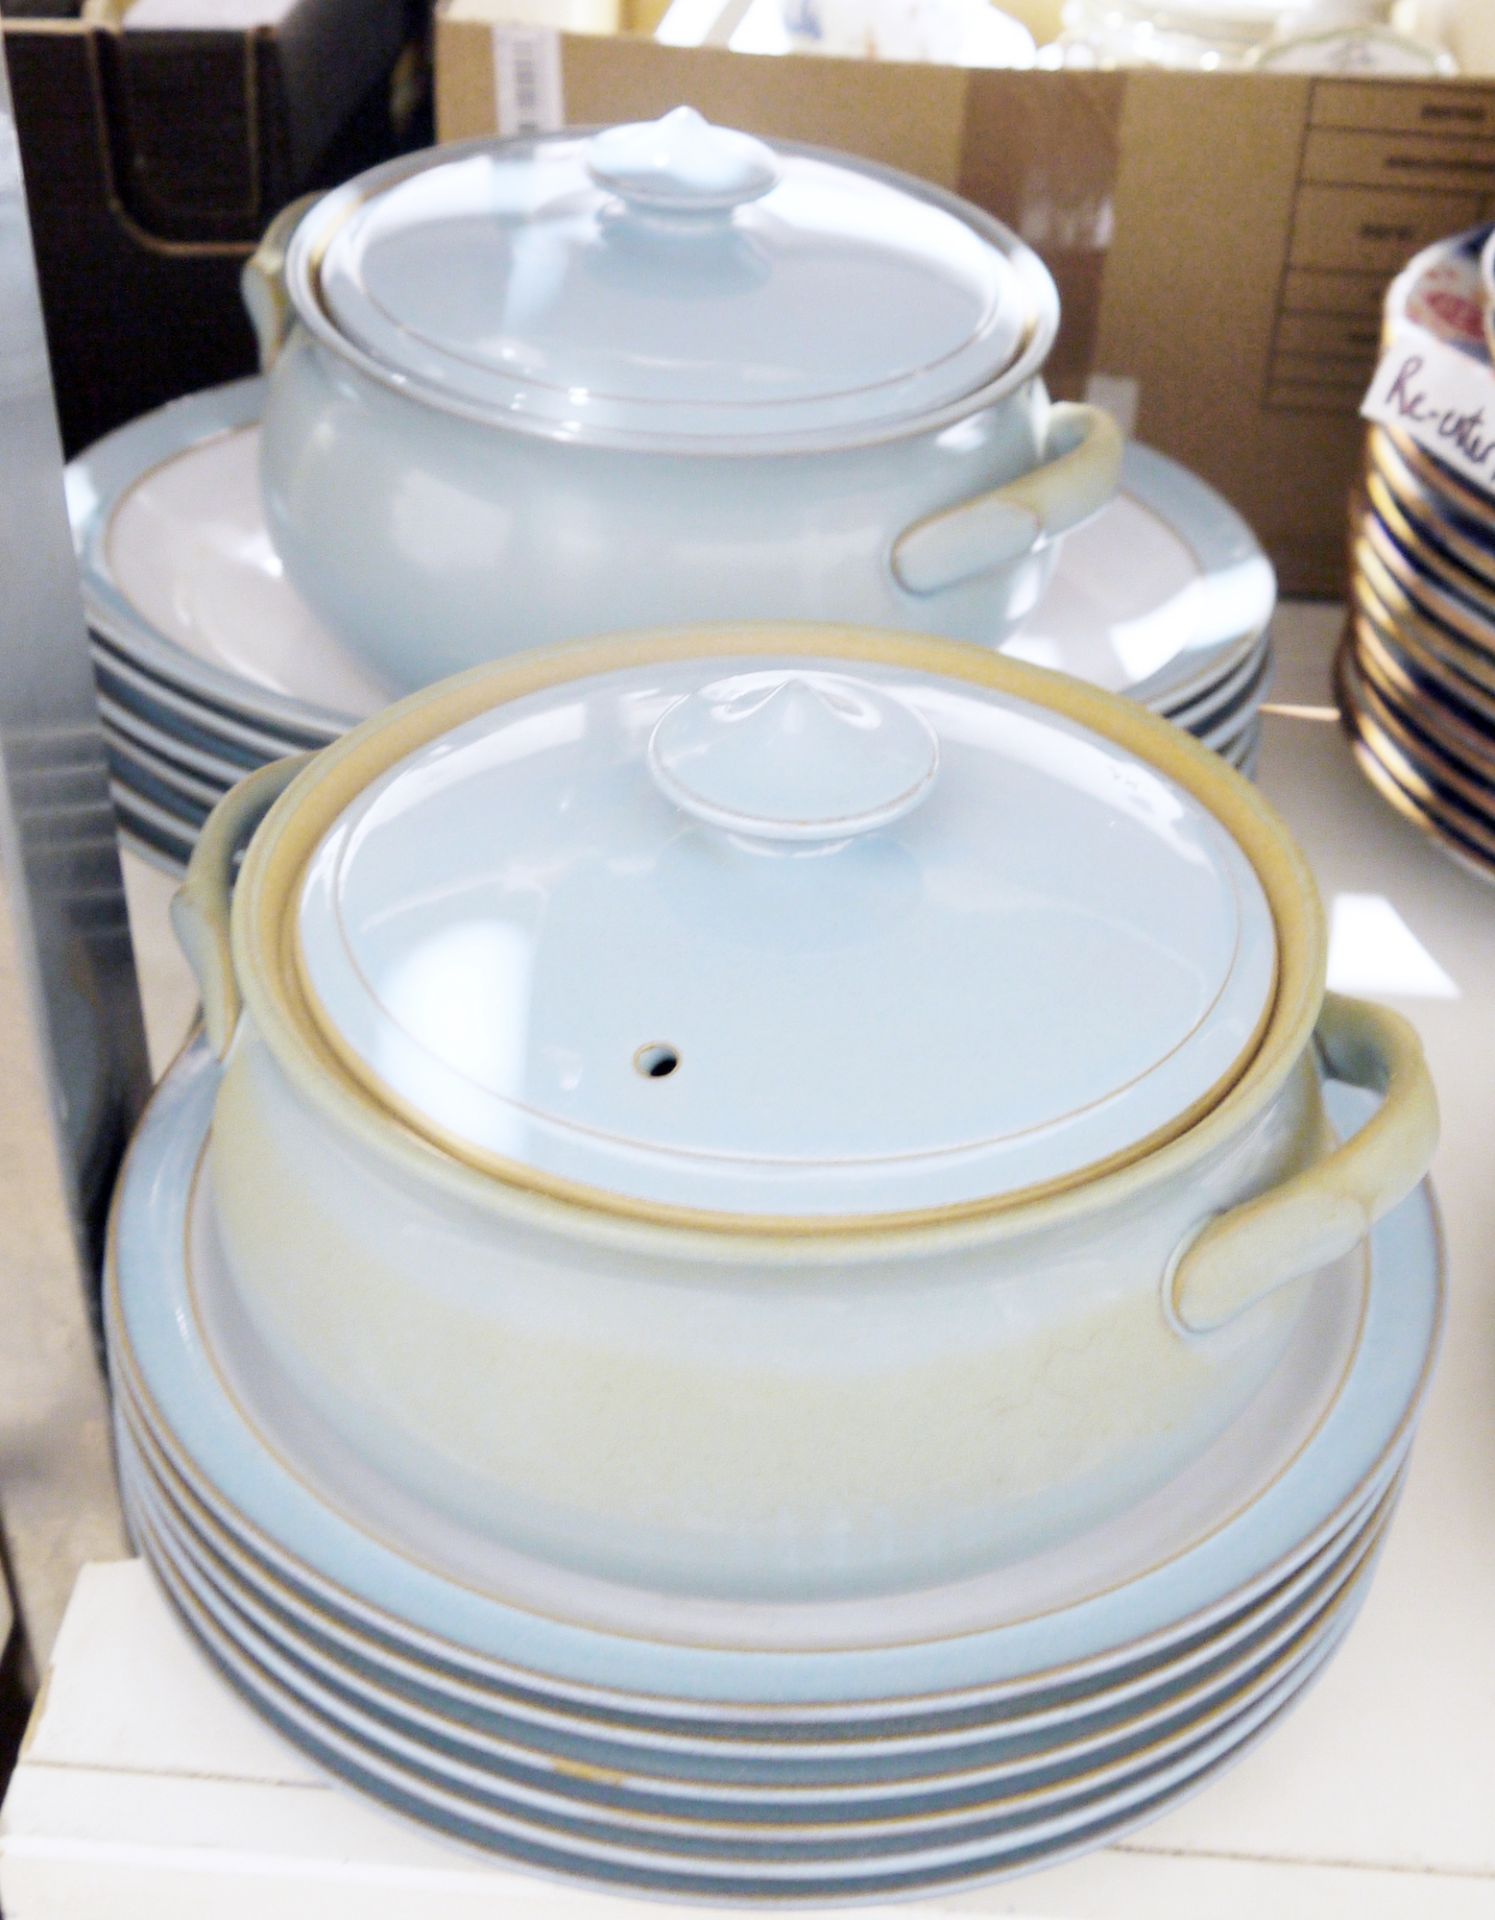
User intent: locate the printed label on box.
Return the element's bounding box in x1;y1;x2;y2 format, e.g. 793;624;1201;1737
491;25;566;137
1363;326;1495;496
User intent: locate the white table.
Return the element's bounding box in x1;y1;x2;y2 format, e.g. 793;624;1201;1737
4;604;1493;1919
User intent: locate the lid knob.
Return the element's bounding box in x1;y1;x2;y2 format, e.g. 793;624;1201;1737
586;106;782;215
648;671;940;843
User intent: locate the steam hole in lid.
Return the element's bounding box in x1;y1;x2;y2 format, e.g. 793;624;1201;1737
635;1044;679;1079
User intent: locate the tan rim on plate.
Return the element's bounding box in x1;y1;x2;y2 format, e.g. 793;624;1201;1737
1364;467;1495;622
1347;625;1495;780
1340;642;1495;814
1337;645;1495;863
1367;433;1495;588
1372;426;1495;535
1356;509;1495;653
1350;595;1495;732
1339;707;1495;886
1351;524;1495;674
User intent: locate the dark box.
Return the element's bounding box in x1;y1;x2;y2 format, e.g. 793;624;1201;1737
6;0;426;454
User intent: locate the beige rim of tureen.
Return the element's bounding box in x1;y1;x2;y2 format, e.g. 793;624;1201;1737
211;625;1324;1254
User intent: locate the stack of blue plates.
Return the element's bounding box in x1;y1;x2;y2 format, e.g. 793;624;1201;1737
1342;225;1495;885
67;380;386;875
107;1039;1440;1900
70;380;1275;877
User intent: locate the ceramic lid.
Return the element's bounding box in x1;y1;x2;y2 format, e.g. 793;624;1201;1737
305;108;1039;443
293;650;1277;1222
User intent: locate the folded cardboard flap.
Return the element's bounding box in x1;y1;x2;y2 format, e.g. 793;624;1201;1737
434;4;1495;596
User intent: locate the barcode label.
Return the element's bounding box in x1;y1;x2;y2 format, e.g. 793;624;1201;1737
492;25;566;138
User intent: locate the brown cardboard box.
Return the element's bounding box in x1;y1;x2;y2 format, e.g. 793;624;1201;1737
434;1;1495;597
6;0;425;453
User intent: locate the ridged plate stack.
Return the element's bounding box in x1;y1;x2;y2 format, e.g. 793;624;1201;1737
70;380;1275;876
107;1039;1441;1901
1342;224;1495;884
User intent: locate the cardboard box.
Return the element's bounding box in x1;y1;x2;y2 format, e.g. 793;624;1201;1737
434;0;1495;597
6;0;425;453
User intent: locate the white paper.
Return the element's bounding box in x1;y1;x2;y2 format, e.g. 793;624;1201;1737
1361;325;1495;499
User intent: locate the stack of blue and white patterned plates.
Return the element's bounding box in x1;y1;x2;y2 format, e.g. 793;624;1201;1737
70;379;1275;876
106;1038;1438;1900
1342;225;1495;885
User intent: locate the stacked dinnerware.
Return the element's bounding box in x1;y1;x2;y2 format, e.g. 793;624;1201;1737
1050;0;1452;72
66;379;385;877
73;110;1286;872
1001;438;1274;774
107;623;1439;1896
72;381;1274;877
1341;224;1495;885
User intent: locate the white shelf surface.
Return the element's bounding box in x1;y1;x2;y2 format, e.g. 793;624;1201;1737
3;601;1494;1918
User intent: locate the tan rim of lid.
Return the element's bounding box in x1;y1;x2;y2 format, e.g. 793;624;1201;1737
231;631;1322;1239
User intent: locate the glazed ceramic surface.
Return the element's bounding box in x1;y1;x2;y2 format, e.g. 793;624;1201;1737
109;1436;1384;1901
255;112;1121;688
70;384;1263;882
107;1033;1441;1721
1343;250;1495;880
1000;441;1275;707
175;1066;1360;1648
118;1447;1373;1876
69;377;383;737
292;656;1277;1215
69;380;1271;785
1337;638;1495;884
113;1352;1400;1778
110;788;201;877
1364;483;1495;641
163;625;1437;1620
105;1044;1427;1912
1368;429;1495;579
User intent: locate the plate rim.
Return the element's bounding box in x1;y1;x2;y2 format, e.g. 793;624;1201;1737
70;378;1273;730
122;1455;1373;1852
120;1470;1363;1890
107;1040;1442;1714
70;378;373;738
115;1379;1399;1785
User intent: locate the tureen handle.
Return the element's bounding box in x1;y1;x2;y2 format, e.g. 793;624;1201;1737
1168;994;1439;1336
171;755;316;1060
241;192;322;372
587;107;781;216
892;403;1123;596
